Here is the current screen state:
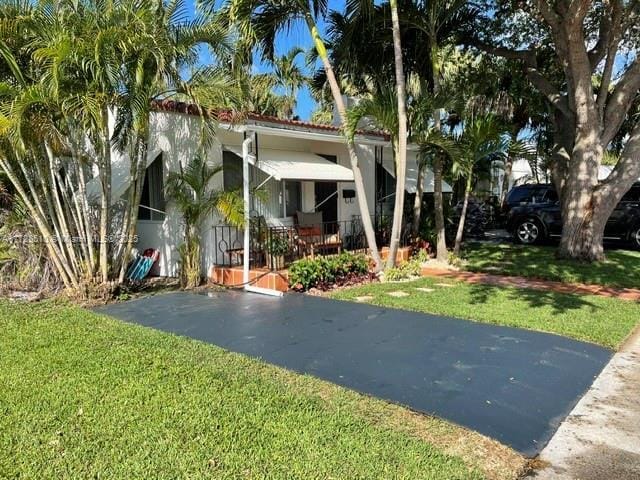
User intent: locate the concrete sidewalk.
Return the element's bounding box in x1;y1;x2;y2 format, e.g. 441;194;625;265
529;329;640;479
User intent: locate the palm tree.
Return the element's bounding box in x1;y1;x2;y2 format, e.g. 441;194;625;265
451;115;508;255
323;0;476;262
227;0;383;270
271;47;307;118
387;0;409;269
409;0;477;263
165;154;243;288
0;0;244;293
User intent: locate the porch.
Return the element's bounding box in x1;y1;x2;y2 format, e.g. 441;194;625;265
208;215;412;291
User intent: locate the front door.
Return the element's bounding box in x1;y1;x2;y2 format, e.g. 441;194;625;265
315;155;339;232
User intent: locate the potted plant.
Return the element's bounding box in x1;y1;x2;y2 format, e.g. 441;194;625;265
265;234;289;270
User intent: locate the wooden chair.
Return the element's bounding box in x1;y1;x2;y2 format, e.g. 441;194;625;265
295;211;342;258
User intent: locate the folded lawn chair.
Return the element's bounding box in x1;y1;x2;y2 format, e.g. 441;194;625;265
126;248;160;281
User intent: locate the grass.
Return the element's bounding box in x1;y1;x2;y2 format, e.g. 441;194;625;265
0;300;526;480
331;277;640;349
462;242;640;290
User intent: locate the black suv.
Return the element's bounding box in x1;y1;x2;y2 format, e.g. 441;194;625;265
504;182;640;247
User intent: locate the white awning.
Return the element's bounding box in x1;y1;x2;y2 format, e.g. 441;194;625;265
85;148;163;205
382;162;453;194
254;149;354;182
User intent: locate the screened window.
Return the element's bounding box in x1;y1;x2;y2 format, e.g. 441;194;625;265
138;154;165;221
223;150;243;191
285;181;302;217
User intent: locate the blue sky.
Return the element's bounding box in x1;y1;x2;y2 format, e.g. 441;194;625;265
192;0;348;120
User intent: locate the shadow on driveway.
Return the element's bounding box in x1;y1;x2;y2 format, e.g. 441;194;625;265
96;290;612;457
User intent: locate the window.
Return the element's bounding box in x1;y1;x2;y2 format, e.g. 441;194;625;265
223;150;243;191
138;154;165;221
284;181;302;217
544;189;559;203
376;162;395;203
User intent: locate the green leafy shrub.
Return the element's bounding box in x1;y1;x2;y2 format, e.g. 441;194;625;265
383;257;422;282
289;252;369;291
265;234;290;256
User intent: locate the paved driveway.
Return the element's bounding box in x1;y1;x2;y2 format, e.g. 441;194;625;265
96;290;612;456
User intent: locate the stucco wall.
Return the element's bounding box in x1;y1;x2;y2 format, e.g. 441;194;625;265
127;111;382;277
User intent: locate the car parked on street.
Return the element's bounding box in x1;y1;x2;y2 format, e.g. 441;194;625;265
504;182;640;247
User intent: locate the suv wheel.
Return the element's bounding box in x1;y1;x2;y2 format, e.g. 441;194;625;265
515;219;543;244
630;225;640;249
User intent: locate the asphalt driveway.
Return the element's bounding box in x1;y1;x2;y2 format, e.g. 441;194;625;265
96;290;612;456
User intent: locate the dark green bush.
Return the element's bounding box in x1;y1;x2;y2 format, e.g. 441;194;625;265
288;252;369;291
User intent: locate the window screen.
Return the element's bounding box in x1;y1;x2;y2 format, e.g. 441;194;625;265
138;154;165;221
223;151;243;191
285;181;302;217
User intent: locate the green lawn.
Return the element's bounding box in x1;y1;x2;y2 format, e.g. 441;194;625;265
0;300;525;480
462;242;640;290
332;277;640;349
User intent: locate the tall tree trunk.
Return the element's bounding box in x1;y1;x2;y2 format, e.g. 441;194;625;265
305;14;382;270
412;160;426;237
500;155;513;203
453;176;472;256
386;0;408;269
432;105;448;262
118;134;149;284
0;157;76;290
557;18;606;261
99;105;112;283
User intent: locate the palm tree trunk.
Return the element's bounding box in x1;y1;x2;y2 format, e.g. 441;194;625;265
501;155;513;203
0;156;76;290
68;130;97;274
386;0;408;269
432;127;448;261
117;134;149;284
18;155;79;285
453;176;472;256
45;142;81;277
412;160;426;238
305;14;382;270
99;105;112;283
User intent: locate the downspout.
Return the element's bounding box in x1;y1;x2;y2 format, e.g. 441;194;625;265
242;135;283;297
242;137;252;287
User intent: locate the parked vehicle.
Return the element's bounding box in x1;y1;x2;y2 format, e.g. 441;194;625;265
447;197;490;242
504;182;640;247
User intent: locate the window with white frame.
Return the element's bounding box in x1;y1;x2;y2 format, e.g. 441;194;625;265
138;154;166;221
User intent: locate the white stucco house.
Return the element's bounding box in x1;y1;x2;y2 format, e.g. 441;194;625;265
490;159;614;199
104;100;452;277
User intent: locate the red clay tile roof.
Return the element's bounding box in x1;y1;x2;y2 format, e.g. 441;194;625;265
151;99;389;139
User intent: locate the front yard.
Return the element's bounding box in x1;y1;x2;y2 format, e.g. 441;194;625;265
0;300;525;480
462;242;640;290
332;277;640;349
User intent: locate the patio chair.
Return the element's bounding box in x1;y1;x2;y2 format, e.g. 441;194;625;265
295;211;342;258
126;248;160;281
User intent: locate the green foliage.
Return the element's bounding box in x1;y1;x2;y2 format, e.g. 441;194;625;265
288;252;369;291
0;300;487;479
265;234;290;256
165;155;243;288
0;0;246;290
383;257;422;282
